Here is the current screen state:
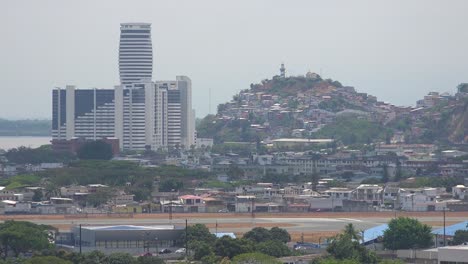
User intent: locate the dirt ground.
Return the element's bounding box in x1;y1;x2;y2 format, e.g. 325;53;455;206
1;211;466;221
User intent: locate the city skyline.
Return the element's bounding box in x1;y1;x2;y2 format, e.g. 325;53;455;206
2;0;468;119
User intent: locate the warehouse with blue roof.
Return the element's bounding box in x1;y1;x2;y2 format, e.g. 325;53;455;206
360;220;468;247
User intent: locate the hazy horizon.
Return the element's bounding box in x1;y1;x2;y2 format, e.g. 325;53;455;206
2;0;468;119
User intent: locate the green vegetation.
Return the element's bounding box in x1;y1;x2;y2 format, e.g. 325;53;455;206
313;117;391;145
0;119;50;136
232;252;282;264
184;224;292;261
0;174;41;190
5;146;75;164
383;217;433;250
399;176;463;190
77;140;113;160
452;230;468;245
315;224;378;264
29;251;164;264
0;221;55;258
1;160;213;202
197;115;264;144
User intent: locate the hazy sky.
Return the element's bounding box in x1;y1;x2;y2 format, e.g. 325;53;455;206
2;0;468;119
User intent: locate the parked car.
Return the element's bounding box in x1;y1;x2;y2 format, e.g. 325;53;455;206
158;248;172;254
218;209;229;213
175;248;186;253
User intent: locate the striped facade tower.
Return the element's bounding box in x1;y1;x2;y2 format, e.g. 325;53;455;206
119;23;153;87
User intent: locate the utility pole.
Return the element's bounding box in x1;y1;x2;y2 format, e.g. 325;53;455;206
169;201;173;221
79;224;82;254
443;208;446;246
251;198;255;220
185;219;188;258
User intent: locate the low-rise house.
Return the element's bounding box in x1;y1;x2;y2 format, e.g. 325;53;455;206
112;191;135;205
286;203;310;212
453;185;468;200
203;197;225;213
61;186;88;197
234;195;256;213
0;189;17;201
50;197;76;214
383;185;400;208
398;188;448;211
352;184;383;206
2;200;31;214
179;195;206;213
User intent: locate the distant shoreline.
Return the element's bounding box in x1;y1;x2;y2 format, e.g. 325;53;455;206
0;119;50;137
0;136;51;150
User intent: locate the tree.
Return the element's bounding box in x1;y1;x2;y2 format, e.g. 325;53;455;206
80;250;106;264
231;252;282;264
270;227;291;243
382;164;389;183
452;230;468;245
343;224;361;241
106;252;137;264
0;221;54;258
191;241;214;260
159;179;183;192
394;161;403;182
214;237;253;259
183;224;216;246
227;165;245;181
256;240;291;257
383;217;433;250
326;225;378;264
25;256;72;264
85;188;114;208
136;256;164;264
312;258;360;264
243;227;273;243
32;189;43;202
77;140;113;160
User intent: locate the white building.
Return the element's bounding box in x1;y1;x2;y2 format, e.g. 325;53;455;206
176;76;196;148
398;188;449;211
438;245;468;264
352;184;383;206
119;23;153;87
52;24;194;151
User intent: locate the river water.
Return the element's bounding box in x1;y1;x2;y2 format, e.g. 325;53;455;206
0;136;51;150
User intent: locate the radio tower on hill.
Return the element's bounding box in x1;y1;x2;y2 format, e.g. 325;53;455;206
280;63;286;78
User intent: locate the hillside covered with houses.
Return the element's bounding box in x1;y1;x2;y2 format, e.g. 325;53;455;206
197;67;468;146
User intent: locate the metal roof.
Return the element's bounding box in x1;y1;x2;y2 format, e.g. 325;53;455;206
432;221;468;236
82;225;177;231
361;224;388;244
213;232;236;239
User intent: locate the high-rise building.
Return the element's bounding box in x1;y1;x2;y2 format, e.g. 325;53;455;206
52;23;197;151
52;86;116;141
176;76;196;147
115;81;168;150
119;23;153;87
159;81;182;147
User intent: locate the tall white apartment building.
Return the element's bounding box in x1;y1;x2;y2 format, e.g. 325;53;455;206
160;81;182;147
114;82;168;151
176;76;196;147
119;23;153;87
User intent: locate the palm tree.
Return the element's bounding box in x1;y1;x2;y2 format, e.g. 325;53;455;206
344;223;361;241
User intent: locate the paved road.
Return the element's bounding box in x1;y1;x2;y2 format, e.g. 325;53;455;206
8;215;466;233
